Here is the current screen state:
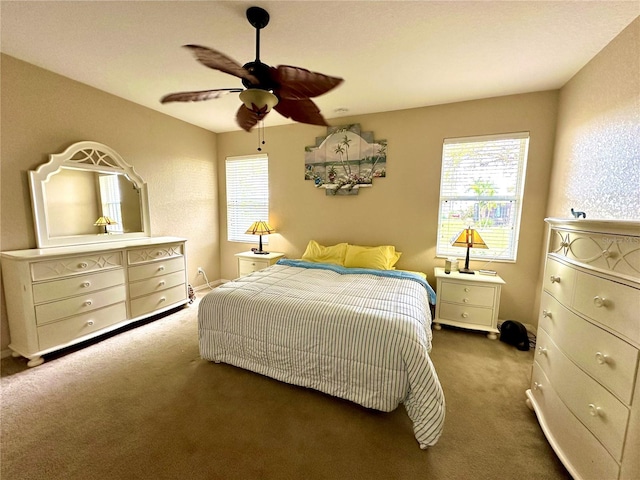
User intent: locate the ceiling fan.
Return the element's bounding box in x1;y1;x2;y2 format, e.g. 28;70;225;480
161;6;343;133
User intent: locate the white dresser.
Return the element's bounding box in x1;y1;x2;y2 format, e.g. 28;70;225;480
1;237;188;367
526;218;640;480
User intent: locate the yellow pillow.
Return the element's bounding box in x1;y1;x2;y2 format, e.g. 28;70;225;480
301;240;348;265
344;244;400;270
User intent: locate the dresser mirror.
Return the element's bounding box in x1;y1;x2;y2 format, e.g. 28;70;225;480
29;141;151;248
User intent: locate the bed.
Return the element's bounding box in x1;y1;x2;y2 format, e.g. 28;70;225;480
198;256;445;449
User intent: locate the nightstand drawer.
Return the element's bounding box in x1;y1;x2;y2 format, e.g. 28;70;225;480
438;302;493;326
439;281;495;307
238;257;270;276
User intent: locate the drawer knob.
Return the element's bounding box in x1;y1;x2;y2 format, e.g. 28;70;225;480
86;320;95;326
542;310;552;318
560;241;569;248
84;300;92;306
158;266;165;271
588;404;603;417
463;298;469;303
159;280;166;286
593;296;608;308
78;262;88;269
549;275;560;284
533;381;543;391
81;282;91;288
159;297;166;303
537;346;548;356
595;352;610;365
461;312;469;318
464;287;470;292
156;252;163;256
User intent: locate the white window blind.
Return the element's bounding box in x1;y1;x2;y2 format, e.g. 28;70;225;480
436;132;529;262
226;154;270;243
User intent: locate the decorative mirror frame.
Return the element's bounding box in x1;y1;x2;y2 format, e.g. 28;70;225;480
29;141;151;248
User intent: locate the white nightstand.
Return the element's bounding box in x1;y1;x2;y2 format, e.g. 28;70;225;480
235;251;285;278
433;267;505;339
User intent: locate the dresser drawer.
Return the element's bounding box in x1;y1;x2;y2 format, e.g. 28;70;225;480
31;252;123;281
439;281;496;307
536;329;629;460
127;256;185;282
127;243;184;265
129;284;186;318
37;302;128;350
238;257;270;276
129;270;186;299
438;302;493;326
35;285;127;325
540;292;639;404
543;258;576;306
32;268;125;304
529;363;620;480
572;270;640;344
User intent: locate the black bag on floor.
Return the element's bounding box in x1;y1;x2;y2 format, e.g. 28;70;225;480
500;320;530;351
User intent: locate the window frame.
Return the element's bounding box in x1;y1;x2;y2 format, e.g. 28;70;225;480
225;154;270;244
435;132;530;263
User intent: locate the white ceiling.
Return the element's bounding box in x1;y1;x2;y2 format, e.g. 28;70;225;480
1;1;638;133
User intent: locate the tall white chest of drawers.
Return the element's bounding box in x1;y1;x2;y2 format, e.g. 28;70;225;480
526;219;640;480
1;237;189;367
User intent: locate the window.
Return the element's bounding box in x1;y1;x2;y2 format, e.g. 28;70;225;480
226;154;270;243
436;132;529;262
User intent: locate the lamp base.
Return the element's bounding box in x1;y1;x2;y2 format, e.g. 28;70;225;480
252;249;270;255
458;268;475;274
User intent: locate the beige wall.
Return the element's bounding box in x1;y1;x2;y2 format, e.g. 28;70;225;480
548;17;639;219
217;91;559;328
0;54;220;351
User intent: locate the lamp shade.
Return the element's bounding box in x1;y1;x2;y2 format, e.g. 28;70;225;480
245;220;275;236
451;228;488;249
94;216;117;227
239;89;279;115
451;227;488;274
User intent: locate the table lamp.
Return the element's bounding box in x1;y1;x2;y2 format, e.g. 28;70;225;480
94;216;117;234
451;227;488;274
245;220;275;254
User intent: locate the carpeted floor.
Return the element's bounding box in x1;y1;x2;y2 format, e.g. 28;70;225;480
1;293;571;480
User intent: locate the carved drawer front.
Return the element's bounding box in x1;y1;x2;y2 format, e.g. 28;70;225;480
129;271;186;299
129;284;186;318
550;229;640;279
128;256;185;282
35;285;127;325
31;252;123;281
32;269;125;304
438;302;493;326
127;243;184;265
439;282;495;307
543;258;576;306
539;292;639;404
529;363;620;480
572;271;640;344
536;329;629;461
37;302;127;350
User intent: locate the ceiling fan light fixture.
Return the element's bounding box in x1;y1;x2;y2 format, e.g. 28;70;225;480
240;88;279;115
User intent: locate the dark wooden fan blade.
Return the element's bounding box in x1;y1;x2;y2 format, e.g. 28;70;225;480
161;88;243;103
271;66;343;100
184;44;258;84
236;104;266;132
274;97;329;126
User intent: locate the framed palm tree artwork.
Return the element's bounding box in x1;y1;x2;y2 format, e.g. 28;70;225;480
304;124;387;195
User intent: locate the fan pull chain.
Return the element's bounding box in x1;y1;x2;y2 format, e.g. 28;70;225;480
257;120;266;151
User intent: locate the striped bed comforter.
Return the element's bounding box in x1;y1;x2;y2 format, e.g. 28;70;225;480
198;259;445;448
